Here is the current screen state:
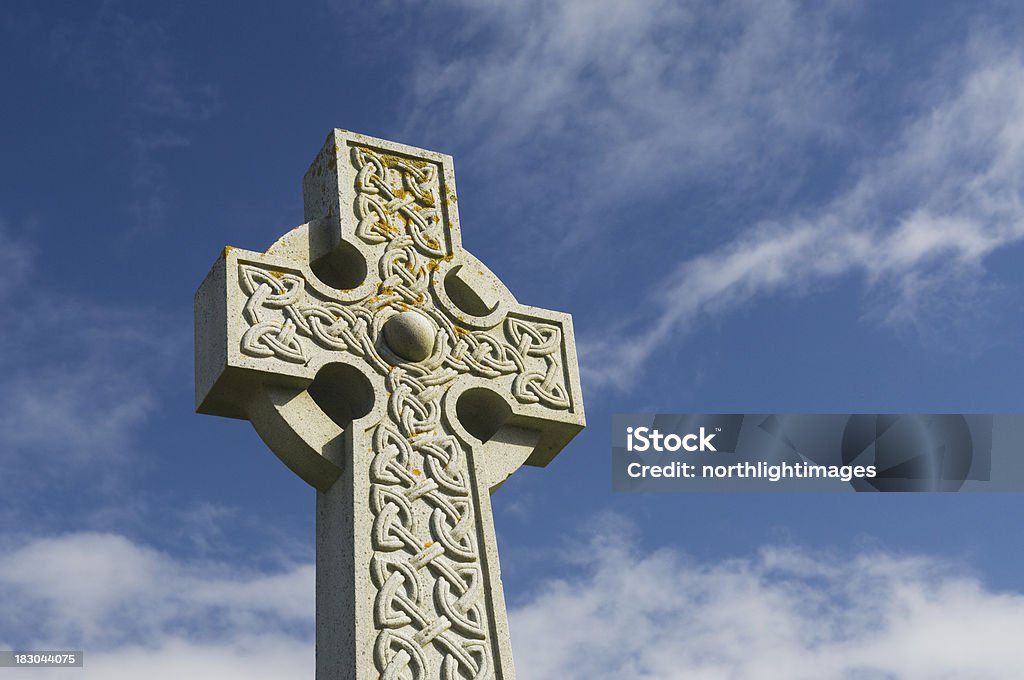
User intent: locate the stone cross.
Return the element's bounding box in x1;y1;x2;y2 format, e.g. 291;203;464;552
195;130;585;679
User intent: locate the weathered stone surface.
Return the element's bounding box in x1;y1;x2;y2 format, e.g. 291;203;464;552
195;130;585;680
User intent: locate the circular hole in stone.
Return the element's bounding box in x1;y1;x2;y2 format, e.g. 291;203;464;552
311;240;367;290
443;266;495;317
456;387;512;442
307;362;374;429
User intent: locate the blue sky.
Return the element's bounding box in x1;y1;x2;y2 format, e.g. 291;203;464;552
2;1;1024;677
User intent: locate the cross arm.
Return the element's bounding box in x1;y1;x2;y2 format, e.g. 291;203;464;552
195;245;374;491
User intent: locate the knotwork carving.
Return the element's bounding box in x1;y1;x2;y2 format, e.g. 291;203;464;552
352;146;447;258
506;319;571;410
239;265;381;368
237;262;570;410
370;370;491;679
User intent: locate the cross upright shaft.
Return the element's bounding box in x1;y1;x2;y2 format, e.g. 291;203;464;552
195;130;585;679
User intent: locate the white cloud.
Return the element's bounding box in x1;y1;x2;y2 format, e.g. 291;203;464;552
0;532;312;680
508;528;1024;680
0;639;311;680
1;528;1021;679
582;43;1024;389
0;532;313;649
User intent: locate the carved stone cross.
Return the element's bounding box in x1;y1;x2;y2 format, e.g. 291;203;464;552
195;130;585;679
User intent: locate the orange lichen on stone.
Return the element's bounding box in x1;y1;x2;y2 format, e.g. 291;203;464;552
381;152;432;171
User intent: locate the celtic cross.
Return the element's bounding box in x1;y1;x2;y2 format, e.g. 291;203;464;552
195;130;585;679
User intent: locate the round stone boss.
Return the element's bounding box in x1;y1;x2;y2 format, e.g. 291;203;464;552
382;309;436;362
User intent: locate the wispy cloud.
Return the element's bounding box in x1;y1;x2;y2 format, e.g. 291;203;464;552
583;39;1024;389
0;299;181;466
47;7;218;120
403;0;852;248
392;1;1024;390
1;527;1020;679
0;221;186;500
46;5;218;233
0;218;34;292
